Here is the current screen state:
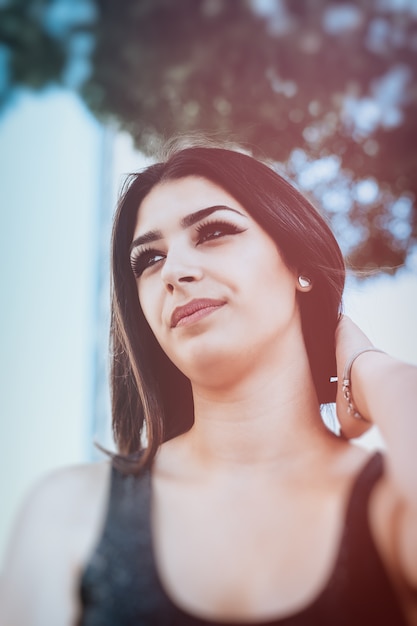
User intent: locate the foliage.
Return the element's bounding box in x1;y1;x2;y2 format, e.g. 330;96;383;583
1;0;417;272
0;0;66;92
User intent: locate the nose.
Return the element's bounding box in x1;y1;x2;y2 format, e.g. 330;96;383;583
160;247;203;293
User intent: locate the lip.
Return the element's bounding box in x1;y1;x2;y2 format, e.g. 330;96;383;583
170;298;225;328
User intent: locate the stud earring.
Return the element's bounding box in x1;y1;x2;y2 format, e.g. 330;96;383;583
298;275;312;289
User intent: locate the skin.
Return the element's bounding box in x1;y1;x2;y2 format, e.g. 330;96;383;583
133;176;309;392
1;176;416;625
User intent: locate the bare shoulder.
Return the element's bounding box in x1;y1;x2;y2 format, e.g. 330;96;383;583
1;461;111;626
5;461;111;556
31;460;111;515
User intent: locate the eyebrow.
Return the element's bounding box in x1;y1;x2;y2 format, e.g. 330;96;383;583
129;205;244;255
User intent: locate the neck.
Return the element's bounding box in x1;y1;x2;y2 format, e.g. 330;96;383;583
186;338;331;471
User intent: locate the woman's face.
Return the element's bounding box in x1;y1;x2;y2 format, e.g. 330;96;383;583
130;176;304;386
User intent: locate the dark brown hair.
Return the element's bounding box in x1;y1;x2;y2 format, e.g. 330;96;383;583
110;142;345;472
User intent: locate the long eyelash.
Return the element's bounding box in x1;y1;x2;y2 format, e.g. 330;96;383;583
130;247;161;278
195;219;241;236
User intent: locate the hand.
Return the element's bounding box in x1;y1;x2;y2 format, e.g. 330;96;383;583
335;315;374;440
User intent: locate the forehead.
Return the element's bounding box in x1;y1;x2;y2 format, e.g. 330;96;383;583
134;176;245;234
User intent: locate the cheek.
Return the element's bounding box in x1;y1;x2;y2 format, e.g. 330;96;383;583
137;282;157;333
255;255;298;315
137;280;171;356
251;242;294;288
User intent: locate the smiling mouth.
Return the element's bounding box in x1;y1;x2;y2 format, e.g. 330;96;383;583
170;299;225;328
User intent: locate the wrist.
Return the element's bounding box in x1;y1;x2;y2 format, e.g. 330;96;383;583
342;346;384;422
349;349;392;422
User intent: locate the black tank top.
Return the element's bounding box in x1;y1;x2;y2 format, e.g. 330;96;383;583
78;453;408;625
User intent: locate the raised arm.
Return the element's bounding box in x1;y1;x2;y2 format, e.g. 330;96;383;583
335;315;417;594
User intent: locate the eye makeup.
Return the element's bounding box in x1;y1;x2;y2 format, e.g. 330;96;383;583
195;219;246;244
131;248;165;278
130;206;248;279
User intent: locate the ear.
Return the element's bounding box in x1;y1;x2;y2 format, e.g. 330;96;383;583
296;275;313;292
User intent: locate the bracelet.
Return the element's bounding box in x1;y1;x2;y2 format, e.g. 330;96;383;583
342;348;385;422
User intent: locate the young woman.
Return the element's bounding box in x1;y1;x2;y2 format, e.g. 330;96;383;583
2;144;417;625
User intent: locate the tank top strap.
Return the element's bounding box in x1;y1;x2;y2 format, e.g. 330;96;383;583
342;451;384;558
345;451;384;520
105;463;152;534
321;451;407;624
79;463;172;624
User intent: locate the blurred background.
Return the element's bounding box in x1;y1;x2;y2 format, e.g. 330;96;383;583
1;0;416;564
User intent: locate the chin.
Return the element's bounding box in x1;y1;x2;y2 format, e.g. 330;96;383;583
176;341;247;385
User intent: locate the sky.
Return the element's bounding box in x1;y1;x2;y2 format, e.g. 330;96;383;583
0;87;416;564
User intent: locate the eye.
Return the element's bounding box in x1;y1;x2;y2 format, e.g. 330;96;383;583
131;248;165;278
195;220;245;244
